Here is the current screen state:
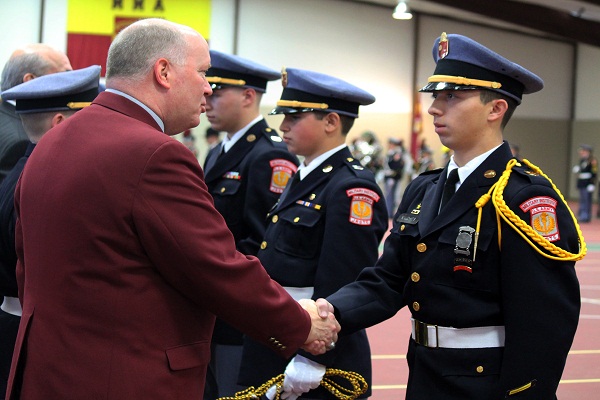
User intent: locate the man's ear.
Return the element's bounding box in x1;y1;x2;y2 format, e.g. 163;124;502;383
488;98;508;123
51;113;67;128
153;58;171;89
324;112;341;133
241;88;257;106
22;73;36;83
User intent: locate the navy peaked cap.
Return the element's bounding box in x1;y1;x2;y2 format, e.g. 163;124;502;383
207;50;279;93
419;33;543;104
1;65;101;114
270;67;375;118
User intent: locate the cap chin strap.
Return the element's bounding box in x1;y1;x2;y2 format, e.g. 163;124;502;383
206;76;246;86
428;74;502;90
474;158;586;262
276;100;329;110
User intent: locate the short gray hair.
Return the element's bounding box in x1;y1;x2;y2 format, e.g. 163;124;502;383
106;19;188;82
1;52;54;91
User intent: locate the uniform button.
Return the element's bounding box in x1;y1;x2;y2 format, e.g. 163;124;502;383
260;241;267;250
411;272;420;282
412;301;420;311
416;243;427;252
220;187;226;193
294;217;300;223
476;366;484;373
272;215;279;223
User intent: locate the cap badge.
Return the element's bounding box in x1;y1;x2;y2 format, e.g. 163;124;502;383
438;32;449;59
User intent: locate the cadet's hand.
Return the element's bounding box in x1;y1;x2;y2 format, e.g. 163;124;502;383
299;299;340;355
315;298;334;317
587;184;595;193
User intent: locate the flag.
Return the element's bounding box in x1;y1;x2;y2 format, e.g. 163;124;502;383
66;0;212;74
410;92;423;160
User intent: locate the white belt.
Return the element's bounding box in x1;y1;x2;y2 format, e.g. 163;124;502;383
283;286;314;302
1;296;22;317
579;172;593;179
411;318;505;349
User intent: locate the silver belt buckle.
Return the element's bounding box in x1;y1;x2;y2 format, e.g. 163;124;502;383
414;320;439;348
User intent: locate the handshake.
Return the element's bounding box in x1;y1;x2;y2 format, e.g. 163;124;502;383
265;299;338;400
299;298;339;355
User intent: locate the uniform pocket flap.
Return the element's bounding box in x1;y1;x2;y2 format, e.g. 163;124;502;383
165;341;210;371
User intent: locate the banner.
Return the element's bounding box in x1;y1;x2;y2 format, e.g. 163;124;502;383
67;0;211;74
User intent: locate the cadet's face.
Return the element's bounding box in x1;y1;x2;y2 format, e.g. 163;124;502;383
205;87;246;134
279;112;325;164
427;90;489;153
166;34;212;135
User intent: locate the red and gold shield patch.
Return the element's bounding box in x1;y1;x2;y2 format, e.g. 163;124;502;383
270;159;298;194
347;188;381;226
520;196;560;242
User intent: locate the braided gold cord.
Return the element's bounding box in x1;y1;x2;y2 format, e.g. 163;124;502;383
475;158;586;261
216;369;368;400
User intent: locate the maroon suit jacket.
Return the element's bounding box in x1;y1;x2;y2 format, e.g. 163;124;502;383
7;92;310;400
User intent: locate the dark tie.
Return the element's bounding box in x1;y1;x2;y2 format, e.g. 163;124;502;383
204;143;223;174
278;172;301;204
440;168;459;210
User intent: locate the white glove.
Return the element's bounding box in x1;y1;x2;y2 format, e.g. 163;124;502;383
588;184;596;193
265;384;281;400
276;354;326;400
573;165;580;173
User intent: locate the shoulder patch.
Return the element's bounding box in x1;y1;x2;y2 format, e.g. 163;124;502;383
346;188;381;226
520;196;560;242
269;159;298;194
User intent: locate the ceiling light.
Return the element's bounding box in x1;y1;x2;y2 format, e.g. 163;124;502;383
393;1;413;20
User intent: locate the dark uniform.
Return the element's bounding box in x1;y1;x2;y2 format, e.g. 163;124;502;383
203;51;299;399
573;144;596;222
204;120;298;256
0;101;28;185
327;33;583;400
0;65;101;399
238;68;387;399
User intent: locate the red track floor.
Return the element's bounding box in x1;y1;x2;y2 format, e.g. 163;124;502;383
366;209;600;399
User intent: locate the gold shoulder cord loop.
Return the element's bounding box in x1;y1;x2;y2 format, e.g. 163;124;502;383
474;158;586;261
217;369;368;400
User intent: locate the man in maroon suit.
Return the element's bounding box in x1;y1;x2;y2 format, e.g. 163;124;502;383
6;18;339;400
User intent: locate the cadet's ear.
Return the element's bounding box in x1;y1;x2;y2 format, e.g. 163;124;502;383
488;98;508;123
324;112;341;132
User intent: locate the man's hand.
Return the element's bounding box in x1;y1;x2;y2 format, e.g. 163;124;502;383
299;299;340;355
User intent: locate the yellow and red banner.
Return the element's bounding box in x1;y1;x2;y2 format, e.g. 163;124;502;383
67;0;211;74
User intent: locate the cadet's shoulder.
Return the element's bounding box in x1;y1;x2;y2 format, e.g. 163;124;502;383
337;156;377;180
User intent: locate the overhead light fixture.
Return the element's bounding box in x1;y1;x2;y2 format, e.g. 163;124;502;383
393;1;413;20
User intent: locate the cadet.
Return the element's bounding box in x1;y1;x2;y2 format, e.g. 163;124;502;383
0;65;100;397
572;144;596;223
318;33;583;399
238;68;388;400
202;51;299;399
